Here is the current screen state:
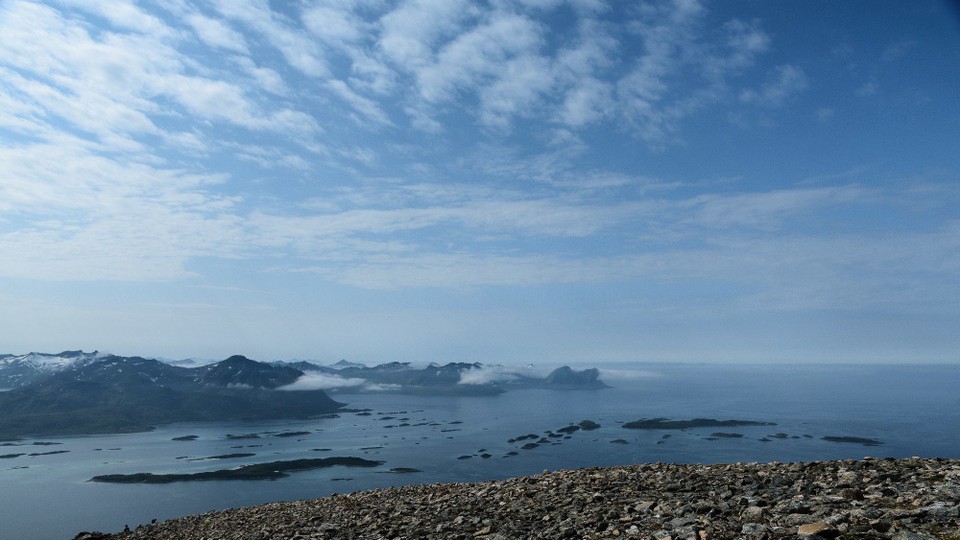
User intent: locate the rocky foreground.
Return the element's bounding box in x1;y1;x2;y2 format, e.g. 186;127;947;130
81;457;959;539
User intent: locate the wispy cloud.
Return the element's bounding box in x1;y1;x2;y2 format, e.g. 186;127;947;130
1;0;956;362
615;6;773;144
57;0;168;34
326;79;394;126
457;363;556;385
290;222;960;317
279;372;366;391
458;366;518;385
0;0;320;147
186;12;250;53
739;64;808;107
857;79;879;97
677;186;863;230
378;0;476;68
880;39;917;63
210;0;329;77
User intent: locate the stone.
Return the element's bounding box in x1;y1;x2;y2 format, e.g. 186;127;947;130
797;522;840;538
921;501;957;517
742;505;764;519
840;488;864;500
892;532;935;540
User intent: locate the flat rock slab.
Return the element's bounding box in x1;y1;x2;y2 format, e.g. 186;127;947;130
797;522;839;537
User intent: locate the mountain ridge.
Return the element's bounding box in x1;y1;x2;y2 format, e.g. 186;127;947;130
0;350;105;388
0;354;343;440
281;359;608;394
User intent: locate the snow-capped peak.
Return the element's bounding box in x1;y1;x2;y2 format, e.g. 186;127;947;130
0;351;108;388
2;350;103;371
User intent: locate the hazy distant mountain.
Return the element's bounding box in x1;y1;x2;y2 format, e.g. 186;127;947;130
330;359;367;370
292;361;500;395
288;360;608;395
161;357;220;368
541;366;607;389
0;354;342;440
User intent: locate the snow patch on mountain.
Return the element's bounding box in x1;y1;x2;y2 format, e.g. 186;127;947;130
1;350;105;370
0;350;110;388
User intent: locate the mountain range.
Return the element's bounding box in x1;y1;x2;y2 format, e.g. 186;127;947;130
0;354;342;440
283;360;608;394
0;351;607;440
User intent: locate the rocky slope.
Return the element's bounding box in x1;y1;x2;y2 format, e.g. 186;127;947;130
81;457;959;539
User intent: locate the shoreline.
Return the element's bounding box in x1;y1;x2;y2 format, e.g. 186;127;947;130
78;456;959;539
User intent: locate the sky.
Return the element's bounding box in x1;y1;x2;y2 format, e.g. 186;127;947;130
1;0;958;364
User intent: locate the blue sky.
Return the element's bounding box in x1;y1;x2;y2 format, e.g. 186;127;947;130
1;0;958;364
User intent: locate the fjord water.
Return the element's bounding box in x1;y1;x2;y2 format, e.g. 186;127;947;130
2;363;958;540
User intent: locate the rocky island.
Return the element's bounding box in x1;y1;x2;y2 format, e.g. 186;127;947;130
621;418;777;430
90;457;384;484
78;457;959;539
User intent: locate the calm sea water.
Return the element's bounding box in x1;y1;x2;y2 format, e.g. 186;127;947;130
1;363;958;540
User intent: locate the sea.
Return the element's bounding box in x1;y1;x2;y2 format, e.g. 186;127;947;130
1;362;959;540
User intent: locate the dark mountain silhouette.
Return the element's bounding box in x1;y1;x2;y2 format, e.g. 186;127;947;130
198;355;303;389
